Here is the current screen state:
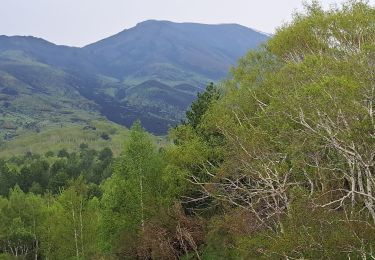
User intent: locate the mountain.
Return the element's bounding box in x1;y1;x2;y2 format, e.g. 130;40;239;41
0;20;269;139
84;20;269;83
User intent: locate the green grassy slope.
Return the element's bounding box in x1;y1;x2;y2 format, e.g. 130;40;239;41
0;120;128;157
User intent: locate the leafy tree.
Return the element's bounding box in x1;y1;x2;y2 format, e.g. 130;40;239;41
100;121;166;256
0;186;45;259
0;160;16;196
45;151;54;157
166;1;375;258
57;148;69;158
185;82;221;129
42;178;101;259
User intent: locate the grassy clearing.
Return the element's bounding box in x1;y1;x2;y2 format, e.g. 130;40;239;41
0;119;168;158
0;120;128;157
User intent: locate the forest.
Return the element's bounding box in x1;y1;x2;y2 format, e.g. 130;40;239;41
0;1;375;259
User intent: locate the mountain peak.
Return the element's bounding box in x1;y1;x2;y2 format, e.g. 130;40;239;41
134;20;250;29
136;19;173;26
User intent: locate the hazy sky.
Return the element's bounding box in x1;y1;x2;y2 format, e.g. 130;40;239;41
0;0;374;47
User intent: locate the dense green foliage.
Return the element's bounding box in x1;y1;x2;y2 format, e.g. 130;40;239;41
0;145;113;196
1;1;375;259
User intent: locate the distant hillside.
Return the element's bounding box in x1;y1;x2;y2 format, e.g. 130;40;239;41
84;20;269;83
0;21;269;137
0;50;102;138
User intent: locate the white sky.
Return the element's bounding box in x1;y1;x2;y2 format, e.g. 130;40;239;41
0;0;374;47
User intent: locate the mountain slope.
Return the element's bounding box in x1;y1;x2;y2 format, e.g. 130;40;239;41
82;21;270;133
84;20;269;84
0;52;105;142
0;36;95;73
0;21;269;136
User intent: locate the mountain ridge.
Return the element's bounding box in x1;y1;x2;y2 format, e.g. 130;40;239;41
1;20;269;48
